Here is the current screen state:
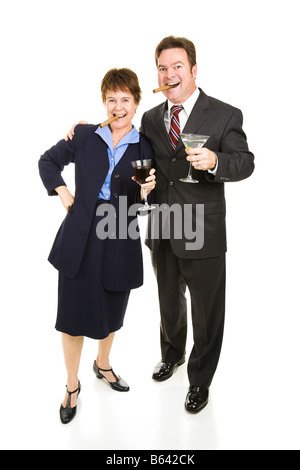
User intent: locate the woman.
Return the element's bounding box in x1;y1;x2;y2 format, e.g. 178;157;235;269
38;68;156;424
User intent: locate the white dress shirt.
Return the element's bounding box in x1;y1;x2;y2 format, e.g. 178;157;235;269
164;88;200;132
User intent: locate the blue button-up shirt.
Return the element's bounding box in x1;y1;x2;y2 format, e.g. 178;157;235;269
95;124;140;200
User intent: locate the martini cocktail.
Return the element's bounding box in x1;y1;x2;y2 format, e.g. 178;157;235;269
180;134;210;183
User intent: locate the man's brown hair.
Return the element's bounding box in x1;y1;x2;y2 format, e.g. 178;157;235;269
155;36;197;71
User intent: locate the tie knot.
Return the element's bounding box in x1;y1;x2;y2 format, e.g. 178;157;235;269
171;105;183;117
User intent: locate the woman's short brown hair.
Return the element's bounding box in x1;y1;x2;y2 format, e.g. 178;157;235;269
155;36;197;71
101;68;142;105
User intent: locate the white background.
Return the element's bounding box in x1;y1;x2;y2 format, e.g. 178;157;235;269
0;0;299;450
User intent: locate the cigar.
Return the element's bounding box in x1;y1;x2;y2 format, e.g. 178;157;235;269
100;115;125;128
153;84;178;94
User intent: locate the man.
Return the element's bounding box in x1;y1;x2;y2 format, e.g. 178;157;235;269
140;36;254;413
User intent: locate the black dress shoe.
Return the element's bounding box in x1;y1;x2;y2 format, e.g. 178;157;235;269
59;381;81;425
185;386;209;413
93;361;130;392
152;356;185;382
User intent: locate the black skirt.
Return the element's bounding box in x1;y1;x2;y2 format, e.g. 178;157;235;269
55;200;130;340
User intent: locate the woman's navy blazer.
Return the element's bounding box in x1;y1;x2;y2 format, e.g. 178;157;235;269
39;124;154;291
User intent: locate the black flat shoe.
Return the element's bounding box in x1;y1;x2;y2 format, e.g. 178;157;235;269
59;381;81;425
152;356;186;382
185;386;209;414
93;361;130;392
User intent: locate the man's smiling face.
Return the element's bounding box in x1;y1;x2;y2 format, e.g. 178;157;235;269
157;48;197;105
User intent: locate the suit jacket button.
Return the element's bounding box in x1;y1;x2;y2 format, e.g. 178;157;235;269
171;157;176;162
169;181;174;186
114;193;118;198
114;174;120;178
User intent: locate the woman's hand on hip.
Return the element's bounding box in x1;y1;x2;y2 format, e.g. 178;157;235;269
55;186;75;212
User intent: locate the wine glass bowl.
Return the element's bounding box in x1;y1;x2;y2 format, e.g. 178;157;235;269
131;159;155;211
180;134;210;183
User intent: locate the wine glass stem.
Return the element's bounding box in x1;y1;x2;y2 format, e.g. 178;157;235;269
187;162;193;178
143;188;149;206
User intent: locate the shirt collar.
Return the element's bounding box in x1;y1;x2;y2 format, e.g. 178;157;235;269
95;124;140;149
167;87;200;118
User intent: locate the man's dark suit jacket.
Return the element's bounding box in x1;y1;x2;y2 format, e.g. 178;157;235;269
140;88;255;259
38;124;154;291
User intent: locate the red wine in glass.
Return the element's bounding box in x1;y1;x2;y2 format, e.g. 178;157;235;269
133;166;151;184
131;159;155;211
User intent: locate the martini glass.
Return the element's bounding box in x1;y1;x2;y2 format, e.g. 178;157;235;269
131;159;155;211
180;134;210;183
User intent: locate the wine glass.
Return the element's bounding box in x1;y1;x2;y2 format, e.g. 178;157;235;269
180;134;210;183
131;159;155;211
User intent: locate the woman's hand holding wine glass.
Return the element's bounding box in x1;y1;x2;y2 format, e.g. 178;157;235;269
131;159;156;211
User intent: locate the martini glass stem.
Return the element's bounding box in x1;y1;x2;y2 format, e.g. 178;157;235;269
187;162;193;179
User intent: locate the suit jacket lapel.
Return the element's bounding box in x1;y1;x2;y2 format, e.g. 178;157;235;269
154;89;210;156
155;102;173;155
182;88;210;135
173;89;210;155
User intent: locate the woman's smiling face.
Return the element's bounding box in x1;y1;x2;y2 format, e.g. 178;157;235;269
105;89;138;131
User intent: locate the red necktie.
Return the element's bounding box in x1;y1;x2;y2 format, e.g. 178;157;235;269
169;105;183;151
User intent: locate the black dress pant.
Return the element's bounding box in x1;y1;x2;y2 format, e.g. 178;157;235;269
151;239;226;389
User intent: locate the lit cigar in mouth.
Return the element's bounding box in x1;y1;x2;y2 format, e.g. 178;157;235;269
153;83;179;93
100;114;126;128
